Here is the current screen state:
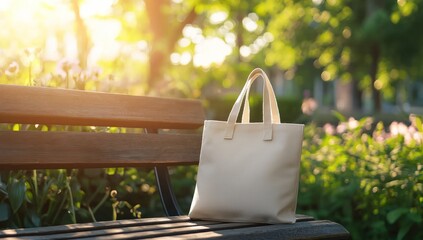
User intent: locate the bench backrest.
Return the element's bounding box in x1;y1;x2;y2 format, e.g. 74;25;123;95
0;84;205;170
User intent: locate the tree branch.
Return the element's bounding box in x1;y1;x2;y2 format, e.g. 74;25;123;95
168;7;197;50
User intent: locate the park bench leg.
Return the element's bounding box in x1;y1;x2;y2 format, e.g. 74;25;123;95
145;128;182;216
154;166;182;216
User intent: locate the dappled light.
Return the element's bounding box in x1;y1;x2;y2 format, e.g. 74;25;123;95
1;0;423;239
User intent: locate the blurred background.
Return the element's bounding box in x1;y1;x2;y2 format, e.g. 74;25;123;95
1;0;423;239
1;0;423;117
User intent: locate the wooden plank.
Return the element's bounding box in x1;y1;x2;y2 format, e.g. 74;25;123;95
16;221;220;240
26;219;347;240
154;220;351;240
56;216;315;240
0;215;314;238
0;84;204;129
0;216;192;237
0;131;201;169
84;222;258;240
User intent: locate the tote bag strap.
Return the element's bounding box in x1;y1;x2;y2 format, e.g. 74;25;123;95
224;68;279;141
241;69;280;124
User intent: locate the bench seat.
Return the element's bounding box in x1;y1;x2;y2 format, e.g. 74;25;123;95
0;215;350;239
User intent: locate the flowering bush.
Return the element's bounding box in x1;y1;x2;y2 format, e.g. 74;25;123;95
298;115;423;240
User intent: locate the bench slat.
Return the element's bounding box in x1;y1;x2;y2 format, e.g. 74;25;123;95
0;215;316;238
0;216;192;237
0;131;201;169
86;222;258;240
0;219;350;240
16;221;221;240
157;220;351;240
0;85;204;129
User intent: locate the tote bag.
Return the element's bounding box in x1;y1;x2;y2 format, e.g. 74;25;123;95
189;68;304;224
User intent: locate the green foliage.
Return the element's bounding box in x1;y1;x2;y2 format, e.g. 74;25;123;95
298;115;423;240
260;0;423;108
7;178;26;214
207;94;303;123
0;167;155;229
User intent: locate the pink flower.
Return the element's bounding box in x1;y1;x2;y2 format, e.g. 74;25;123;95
347;117;359;129
301;97;318;115
323;123;335;135
336;122;347;134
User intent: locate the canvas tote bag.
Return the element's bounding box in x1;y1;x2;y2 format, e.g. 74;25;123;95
189;68;304;224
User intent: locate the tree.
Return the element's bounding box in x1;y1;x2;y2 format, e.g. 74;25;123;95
144;0;197;94
259;0;423;112
124;0;273;96
71;0;91;70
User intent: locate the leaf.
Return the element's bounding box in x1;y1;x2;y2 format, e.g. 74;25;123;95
7;179;26;213
415;116;423;133
76;208;90;219
407;212;422;223
387;208;409;224
59;211;74;225
0;180;7;198
396;223;412;240
331;110;346;122
23;210;41;228
30;212;41;227
0;202;11;222
12;124;20;131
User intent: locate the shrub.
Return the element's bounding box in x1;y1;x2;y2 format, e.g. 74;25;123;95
298;115;423;240
0;167;152;228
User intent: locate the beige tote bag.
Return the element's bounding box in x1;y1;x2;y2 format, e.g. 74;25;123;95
189;68;304;224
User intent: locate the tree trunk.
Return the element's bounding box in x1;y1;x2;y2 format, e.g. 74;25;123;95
366;0;383;112
144;0;197;95
335;79;355;113
145;0;169;94
352;78;363;110
370;44;381;112
72;0;91;69
235;11;244;62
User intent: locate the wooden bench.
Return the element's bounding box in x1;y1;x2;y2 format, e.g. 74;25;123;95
0;84;350;239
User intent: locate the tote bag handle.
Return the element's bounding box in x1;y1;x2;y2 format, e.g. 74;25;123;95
224;68;280;141
241;69;280;124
